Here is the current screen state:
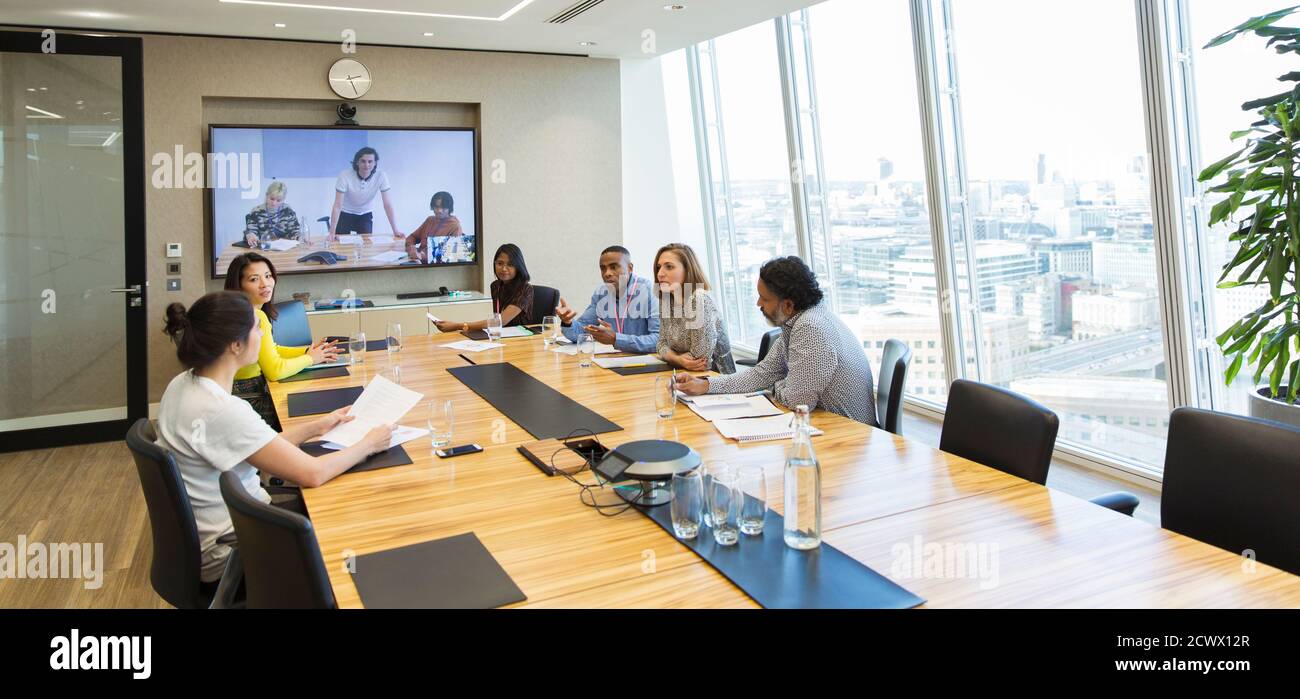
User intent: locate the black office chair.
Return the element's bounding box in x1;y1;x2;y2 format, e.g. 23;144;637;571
737;328;781;368
530;285;561;325
939;379;1140;516
219;470;337;609
269;299;313;348
1161;407;1300;576
126;419;242;609
876;339;912;435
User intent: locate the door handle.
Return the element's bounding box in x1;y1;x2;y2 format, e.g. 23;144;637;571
109;284;143;294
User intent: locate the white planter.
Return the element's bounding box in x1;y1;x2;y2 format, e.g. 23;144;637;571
1248;386;1300;430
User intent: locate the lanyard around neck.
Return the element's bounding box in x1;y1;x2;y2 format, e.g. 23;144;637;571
614;277;637;335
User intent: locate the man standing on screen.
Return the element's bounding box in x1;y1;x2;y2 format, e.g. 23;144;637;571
405;191;468;264
329;147;404;239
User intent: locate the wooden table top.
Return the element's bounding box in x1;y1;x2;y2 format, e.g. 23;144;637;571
214;236;409;276
267;334;1300;608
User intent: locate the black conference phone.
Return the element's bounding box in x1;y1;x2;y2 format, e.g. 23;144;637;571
298;250;348;265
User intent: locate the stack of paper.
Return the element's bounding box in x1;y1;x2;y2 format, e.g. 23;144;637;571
319;375;425;447
440;339;504;352
370;250;408;264
592;355;667;369
493;326;534;338
713;413;824;443
320;425;428;451
548;342;619;356
265;239;300;252
678;393;784;422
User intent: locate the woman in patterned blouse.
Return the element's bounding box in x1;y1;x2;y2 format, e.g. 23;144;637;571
654;243;736;374
243;181;301;246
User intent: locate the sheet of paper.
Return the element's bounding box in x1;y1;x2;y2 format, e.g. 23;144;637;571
439;340;504;352
337;234;364;246
713;413;824;442
426;312;442;324
490;326;533;338
681;394;785;422
370;250;408;264
548;342;619;356
319;374;425;447
265;238;300;251
593;354;666;369
321;424;429;451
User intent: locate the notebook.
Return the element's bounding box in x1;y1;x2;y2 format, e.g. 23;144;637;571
679;393;785;422
714;413;824;443
592;355;666;369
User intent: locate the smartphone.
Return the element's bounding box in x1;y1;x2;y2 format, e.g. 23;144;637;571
435;443;483;458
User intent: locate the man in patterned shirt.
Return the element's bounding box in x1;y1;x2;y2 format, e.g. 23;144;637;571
674;256;878;427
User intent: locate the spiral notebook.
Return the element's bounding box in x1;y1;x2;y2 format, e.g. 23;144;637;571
713;413;824;443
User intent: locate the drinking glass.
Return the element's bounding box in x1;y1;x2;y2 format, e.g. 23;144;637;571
655;375;676;419
708;465;742;546
700;460;728;527
738;464;768;536
671;470;703;540
428;399;454;449
487;313;504;341
541;315;560;349
386;322;403;355
349;331;367;365
578;333;595;367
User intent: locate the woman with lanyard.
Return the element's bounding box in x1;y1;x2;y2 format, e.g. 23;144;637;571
655;243;735;373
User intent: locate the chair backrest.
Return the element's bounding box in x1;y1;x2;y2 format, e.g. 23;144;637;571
1161;407;1300;576
939;379;1058;485
219;471;336;609
757;327;781;362
269;300;313;348
125;418;206;609
876;339;912;435
530;285;561;325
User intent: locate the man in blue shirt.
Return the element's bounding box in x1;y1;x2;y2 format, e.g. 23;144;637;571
557;245;659;354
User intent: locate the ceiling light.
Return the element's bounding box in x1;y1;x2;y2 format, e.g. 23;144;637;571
664;4;686;10
423;32;434;37
274;22;286;28
25;105;64;119
218;0;535;22
579;41;597;46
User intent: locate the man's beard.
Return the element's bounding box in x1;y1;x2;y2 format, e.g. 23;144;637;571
761;306;786;327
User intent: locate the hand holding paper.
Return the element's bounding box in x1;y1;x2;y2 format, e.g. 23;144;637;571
319;375;424;447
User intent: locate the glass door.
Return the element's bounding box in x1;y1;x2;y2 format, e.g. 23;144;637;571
0;31;145;451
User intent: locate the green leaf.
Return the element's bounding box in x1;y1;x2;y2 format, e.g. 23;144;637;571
1205;5;1300;47
1268;240;1287;300
1198;147;1247;182
1225;351;1246;385
1243;91;1293;111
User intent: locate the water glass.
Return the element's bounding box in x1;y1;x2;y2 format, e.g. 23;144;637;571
541;315;560;349
708;465;742;546
671;470;703;540
700;460;727;527
348;331;367;365
577;333;595;367
655;375;676;419
386;322;403;355
487;313;504;341
738;465;768;536
428;399;454;448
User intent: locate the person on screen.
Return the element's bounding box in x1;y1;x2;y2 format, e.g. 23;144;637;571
157;290;394;587
673;256;878;427
243;181;301;247
555;245;659;353
404;191;469;264
224;252;340;429
328;147;404;239
433;244;567;332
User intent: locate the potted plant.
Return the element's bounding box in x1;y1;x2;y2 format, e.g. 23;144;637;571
1201;5;1300;427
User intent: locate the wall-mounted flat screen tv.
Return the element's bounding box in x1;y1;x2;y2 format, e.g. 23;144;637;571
208;125;479;278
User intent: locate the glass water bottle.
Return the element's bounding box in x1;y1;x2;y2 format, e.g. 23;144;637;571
783;405;822;550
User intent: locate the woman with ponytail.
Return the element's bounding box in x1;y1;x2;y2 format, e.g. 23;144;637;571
156;291;393;585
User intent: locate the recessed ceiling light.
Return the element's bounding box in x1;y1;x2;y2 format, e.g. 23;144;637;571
26;88;36;92
579;41;597;46
664;4;686;10
218;0;535;21
66;10;120;20
423;32;434;36
274;22;286;28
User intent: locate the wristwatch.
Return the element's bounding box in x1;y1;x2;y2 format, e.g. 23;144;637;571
462;322;469;332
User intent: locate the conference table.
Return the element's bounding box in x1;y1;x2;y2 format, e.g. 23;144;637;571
267;333;1300;608
213;235;411;275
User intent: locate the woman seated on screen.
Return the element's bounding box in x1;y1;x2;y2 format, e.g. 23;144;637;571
433;243;563;332
655;243;736;374
243;181;301;247
156;291;394;587
404;191;466;264
224;252;339;428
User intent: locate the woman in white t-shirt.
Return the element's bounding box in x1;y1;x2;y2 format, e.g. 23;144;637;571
328;146;404;239
155;291;394;583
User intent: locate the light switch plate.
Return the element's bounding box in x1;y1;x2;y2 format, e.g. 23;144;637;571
166;278;181;291
166;243;182;258
167;262;181;275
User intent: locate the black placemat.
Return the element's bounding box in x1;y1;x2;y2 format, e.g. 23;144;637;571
446;362;622;439
328;338;389;353
349;532;526;608
611;364;674;376
278;366;350;383
637;502;924;609
300;441;413;473
286;385;364;417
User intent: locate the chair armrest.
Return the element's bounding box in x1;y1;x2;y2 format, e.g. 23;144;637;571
1089;491;1140;517
736;359;757;367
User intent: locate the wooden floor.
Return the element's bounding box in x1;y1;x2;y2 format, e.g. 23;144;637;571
0;408;1162;609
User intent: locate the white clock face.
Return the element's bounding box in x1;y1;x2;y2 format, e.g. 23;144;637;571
328;58;372;99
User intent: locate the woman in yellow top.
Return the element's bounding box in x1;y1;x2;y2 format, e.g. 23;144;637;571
224;252;339;428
